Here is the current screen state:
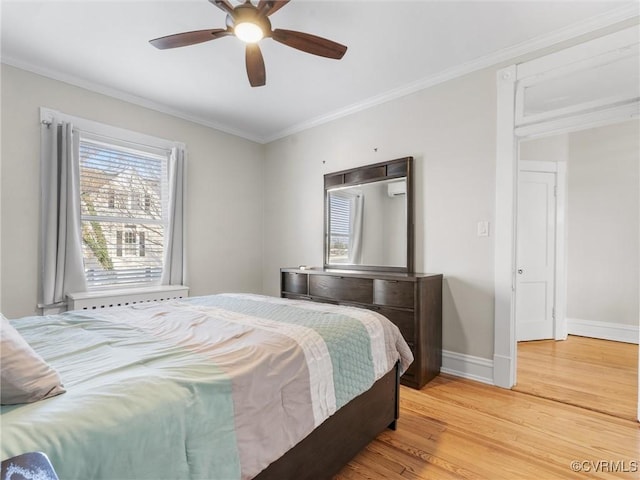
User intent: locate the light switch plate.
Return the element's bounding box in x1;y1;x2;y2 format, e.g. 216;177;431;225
477;221;490;237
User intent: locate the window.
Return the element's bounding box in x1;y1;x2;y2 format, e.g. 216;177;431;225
123;226;138;256
40;107;185;304
144;193;152;213
328;192;352;262
79;136;168;288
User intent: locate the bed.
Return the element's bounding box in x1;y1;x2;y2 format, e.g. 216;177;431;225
1;293;413;479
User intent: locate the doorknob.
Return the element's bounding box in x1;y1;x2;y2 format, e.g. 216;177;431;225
517;269;523;274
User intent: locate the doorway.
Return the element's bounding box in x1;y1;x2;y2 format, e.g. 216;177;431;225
493;25;639;404
515;164;559;342
513;120;639;419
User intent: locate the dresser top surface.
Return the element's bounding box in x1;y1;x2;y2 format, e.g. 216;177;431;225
281;268;441;281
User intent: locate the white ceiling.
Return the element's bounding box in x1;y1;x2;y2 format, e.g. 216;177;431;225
1;1;637;143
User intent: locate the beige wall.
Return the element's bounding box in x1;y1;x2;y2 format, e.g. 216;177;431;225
1;65;265;318
520;134;569;163
264;68;498;360
566;121;639;326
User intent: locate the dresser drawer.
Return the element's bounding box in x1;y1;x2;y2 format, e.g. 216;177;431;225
282;293;312;302
309;275;373;304
373;279;414;308
377;307;415;342
282;272;308;295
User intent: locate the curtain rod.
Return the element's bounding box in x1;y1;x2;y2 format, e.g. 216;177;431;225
41;119;173;155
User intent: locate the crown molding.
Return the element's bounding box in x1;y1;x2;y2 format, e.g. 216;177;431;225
2;5;637;145
263;5;639;143
0;55;266;144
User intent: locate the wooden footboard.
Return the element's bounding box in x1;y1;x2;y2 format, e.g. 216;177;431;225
255;363;400;480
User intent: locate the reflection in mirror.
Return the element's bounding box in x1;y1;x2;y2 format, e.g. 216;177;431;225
327;178;407;267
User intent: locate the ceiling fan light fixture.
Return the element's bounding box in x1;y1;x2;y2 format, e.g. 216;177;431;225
150;0;348;87
235;21;264;43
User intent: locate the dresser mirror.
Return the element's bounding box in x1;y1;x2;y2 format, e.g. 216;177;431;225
324;157;414;272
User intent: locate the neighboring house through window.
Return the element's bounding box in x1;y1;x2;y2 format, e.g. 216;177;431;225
79;135;169;288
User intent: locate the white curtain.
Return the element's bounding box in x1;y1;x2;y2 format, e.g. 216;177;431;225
348;194;364;264
161;146;186;285
40;119;87;310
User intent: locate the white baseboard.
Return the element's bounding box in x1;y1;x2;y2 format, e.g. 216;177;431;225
441;350;494;385
567;317;639;344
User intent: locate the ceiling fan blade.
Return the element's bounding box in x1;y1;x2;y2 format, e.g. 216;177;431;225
271;29;347;59
208;0;235;15
246;44;266;87
150;29;230;49
257;0;290;16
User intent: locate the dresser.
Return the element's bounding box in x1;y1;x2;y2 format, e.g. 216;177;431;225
280;268;442;389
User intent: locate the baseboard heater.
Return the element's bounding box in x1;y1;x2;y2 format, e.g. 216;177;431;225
67;285;189;311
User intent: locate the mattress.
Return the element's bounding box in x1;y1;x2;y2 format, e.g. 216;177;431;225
1;293;413;479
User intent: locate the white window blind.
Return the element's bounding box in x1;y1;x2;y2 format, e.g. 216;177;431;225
79;136;169;288
330;193;351;236
328;192;351;262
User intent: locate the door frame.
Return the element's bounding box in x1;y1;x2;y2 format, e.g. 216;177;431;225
493;24;640;389
517;160;567;341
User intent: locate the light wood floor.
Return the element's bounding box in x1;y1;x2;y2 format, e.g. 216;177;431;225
515;335;638;421
335;373;639;479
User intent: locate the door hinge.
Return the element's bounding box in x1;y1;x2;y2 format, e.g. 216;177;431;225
552;307;556;320
553;185;557;197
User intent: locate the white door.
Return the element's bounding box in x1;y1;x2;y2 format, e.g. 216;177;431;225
516;170;556;341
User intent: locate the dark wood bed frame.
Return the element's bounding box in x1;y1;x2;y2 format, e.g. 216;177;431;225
256;363;399;480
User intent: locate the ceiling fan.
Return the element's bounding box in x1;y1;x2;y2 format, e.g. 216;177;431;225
149;0;347;87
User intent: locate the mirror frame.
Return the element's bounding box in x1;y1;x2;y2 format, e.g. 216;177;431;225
324;156;414;273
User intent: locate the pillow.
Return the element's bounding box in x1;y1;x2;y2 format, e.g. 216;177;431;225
1;314;66;405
